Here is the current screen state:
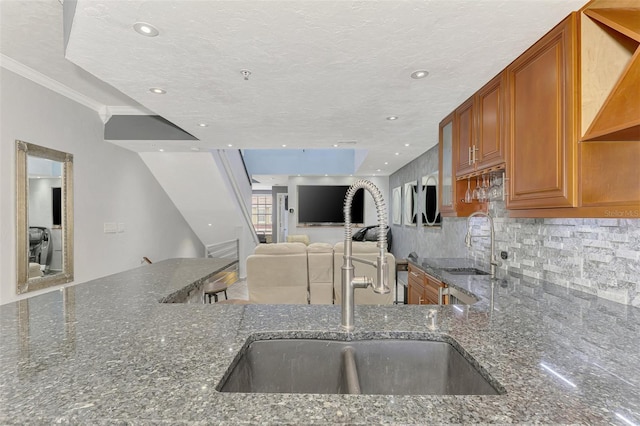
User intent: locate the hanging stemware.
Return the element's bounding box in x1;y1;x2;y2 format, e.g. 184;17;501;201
478;175;487;202
464;178;473;203
472;176;481;200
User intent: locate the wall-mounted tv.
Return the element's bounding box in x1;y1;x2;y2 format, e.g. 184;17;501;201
297;185;365;225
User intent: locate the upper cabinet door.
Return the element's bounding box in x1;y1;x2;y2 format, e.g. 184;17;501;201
438;112;456;216
476;72;505;169
454;73;506;179
454;97;475;176
506;13;579;209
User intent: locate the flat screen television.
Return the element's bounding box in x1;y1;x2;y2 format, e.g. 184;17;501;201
297;185;364;225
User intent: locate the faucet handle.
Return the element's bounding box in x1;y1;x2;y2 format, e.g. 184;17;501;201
373;258;390;294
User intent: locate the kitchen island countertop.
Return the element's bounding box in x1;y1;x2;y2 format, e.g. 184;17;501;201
1;257;639;424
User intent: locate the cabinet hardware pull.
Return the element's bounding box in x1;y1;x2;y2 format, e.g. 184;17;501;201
419;297;424;304
502;171;508;201
472;145;478;164
468;146;472;166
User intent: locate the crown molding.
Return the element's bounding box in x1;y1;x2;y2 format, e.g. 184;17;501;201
1;54;104;114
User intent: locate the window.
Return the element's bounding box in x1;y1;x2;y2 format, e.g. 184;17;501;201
251;194;273;239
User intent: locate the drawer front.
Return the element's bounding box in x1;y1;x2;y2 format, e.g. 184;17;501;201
423;280;441;304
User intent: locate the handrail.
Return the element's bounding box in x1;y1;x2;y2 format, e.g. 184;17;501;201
217;150;261;246
237;149;252;186
205;239;239;260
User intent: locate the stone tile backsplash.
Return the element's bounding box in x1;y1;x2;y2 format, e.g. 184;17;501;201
390;144;640;307
467;203;640;307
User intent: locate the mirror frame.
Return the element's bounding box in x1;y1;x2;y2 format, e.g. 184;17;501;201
403;181;417;227
421;173;440;227
391;186;402;225
16;140;74;294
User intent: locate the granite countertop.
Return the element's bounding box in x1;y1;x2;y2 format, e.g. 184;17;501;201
1;257;639;425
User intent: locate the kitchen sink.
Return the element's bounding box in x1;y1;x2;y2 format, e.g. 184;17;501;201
218;337;503;395
443;267;489;276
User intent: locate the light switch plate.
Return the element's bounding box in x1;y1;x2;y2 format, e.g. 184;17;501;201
117;223;125;233
104;222;117;233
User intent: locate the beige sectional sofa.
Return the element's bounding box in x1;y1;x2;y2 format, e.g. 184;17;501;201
246;243;309;304
246;241;395;305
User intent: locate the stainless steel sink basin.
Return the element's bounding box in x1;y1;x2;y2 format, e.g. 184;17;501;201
443;267;489;276
218;337;503;395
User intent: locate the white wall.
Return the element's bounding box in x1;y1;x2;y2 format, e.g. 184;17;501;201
140;150;257;278
0;69;204;305
287;175;390;246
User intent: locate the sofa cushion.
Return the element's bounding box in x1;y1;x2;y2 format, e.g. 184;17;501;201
247;244;309;304
254;242;307;255
307;242;333;253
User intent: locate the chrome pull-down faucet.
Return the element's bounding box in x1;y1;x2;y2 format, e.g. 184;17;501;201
341;180;390;331
465;211;501;278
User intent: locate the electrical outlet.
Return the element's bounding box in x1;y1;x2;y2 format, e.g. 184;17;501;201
500;251;508;260
117;223;125;233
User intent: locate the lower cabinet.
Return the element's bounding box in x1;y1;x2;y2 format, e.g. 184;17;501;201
407;264;447;305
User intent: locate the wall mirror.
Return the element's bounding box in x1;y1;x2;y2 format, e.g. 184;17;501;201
421;174;441;227
403;181;418;226
16;140;74;294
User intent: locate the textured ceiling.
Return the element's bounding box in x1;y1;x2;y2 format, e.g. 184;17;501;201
0;0;142;107
6;0;589;176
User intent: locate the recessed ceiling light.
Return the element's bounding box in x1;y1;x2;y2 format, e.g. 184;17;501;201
384;162;388;165
190;147;200;152
282;144;287;147
404;143;410;147
376;169;382;172
324;174;328;177
149;87;166;94
227;144;233;147
208;223;212;227
198;123;208;127
410;70;429;79
133;22;159;37
395;152;400;156
158;148;164;152
386;116;398;121
333;144;339;148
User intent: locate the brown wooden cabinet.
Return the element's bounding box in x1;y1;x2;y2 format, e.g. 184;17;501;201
438;112;456;216
407;264;447;305
455;97;475;176
439;2;638;218
455;73;506;178
581;7;640;142
475;73;506;170
506;13;579;209
439;110;487;218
